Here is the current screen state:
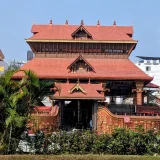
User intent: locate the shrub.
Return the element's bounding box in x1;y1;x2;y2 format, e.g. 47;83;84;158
92;133;110;154
107;128;131;155
12;128;160;155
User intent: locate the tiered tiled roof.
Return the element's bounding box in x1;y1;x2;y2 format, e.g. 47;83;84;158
13;57;152;81
26;23;136;42
51;82;104;100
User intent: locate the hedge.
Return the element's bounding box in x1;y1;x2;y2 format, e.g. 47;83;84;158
14;127;160;155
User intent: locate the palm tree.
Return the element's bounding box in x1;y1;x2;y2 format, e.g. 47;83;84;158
0;69;53;153
20;69;53;113
5;101;26;152
0;70;27;152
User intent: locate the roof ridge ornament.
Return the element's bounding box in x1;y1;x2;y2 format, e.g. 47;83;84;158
69;83;87;94
65;20;68;26
81;20;84;25
49;19;52;25
113;20;116;26
97;20;100;26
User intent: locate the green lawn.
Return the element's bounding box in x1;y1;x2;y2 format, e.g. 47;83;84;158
0;155;160;160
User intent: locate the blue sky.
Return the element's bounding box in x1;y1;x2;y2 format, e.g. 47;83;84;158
0;0;160;62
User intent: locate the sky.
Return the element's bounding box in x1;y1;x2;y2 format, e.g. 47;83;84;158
0;0;160;63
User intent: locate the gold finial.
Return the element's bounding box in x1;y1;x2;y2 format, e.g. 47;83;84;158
81;20;84;25
113;20;116;26
97;20;100;26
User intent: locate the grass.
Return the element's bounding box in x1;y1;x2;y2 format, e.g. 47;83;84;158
0;155;160;160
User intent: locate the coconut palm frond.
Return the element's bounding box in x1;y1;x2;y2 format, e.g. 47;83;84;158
5;116;12;128
22;69;40;88
14;116;26;128
8;91;26;108
1;70;15;86
0;85;6;96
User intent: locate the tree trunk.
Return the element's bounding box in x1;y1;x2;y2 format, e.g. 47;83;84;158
0;129;6;154
8;124;12;153
0;129;6;145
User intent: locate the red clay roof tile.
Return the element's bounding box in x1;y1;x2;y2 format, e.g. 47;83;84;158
27;24;135;41
53;82;104;99
13;57;153;81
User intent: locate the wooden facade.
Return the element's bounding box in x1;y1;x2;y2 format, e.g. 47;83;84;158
28;42;134;55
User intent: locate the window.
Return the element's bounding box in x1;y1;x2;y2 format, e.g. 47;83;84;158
153;60;157;64
147;60;150;63
146;66;151;71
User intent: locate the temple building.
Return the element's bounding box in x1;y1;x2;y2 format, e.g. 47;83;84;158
13;20;160;134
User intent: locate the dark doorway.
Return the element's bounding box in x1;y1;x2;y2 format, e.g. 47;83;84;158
63;100;92;130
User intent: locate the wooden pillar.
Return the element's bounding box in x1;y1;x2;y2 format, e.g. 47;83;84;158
92;100;98;131
135;81;144;105
136;91;143;105
58;100;65;129
53;42;54;55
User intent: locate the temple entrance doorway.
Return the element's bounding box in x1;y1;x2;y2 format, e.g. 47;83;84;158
62;100;93;130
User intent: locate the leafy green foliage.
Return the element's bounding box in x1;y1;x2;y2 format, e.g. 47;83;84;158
0;69;53;154
23;129;160;155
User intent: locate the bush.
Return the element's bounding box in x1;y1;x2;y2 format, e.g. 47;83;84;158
92;132;110;154
7;128;160;155
108;128;132;155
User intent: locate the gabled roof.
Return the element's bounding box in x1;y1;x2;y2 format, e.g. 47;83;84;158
67;54;95;72
69;83;87;94
51;82;104;100
26;23;136;42
71;25;92;37
13;57;153;82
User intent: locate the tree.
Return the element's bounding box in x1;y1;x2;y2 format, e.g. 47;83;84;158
21;70;53;113
0;69;53;153
0;70;27;152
